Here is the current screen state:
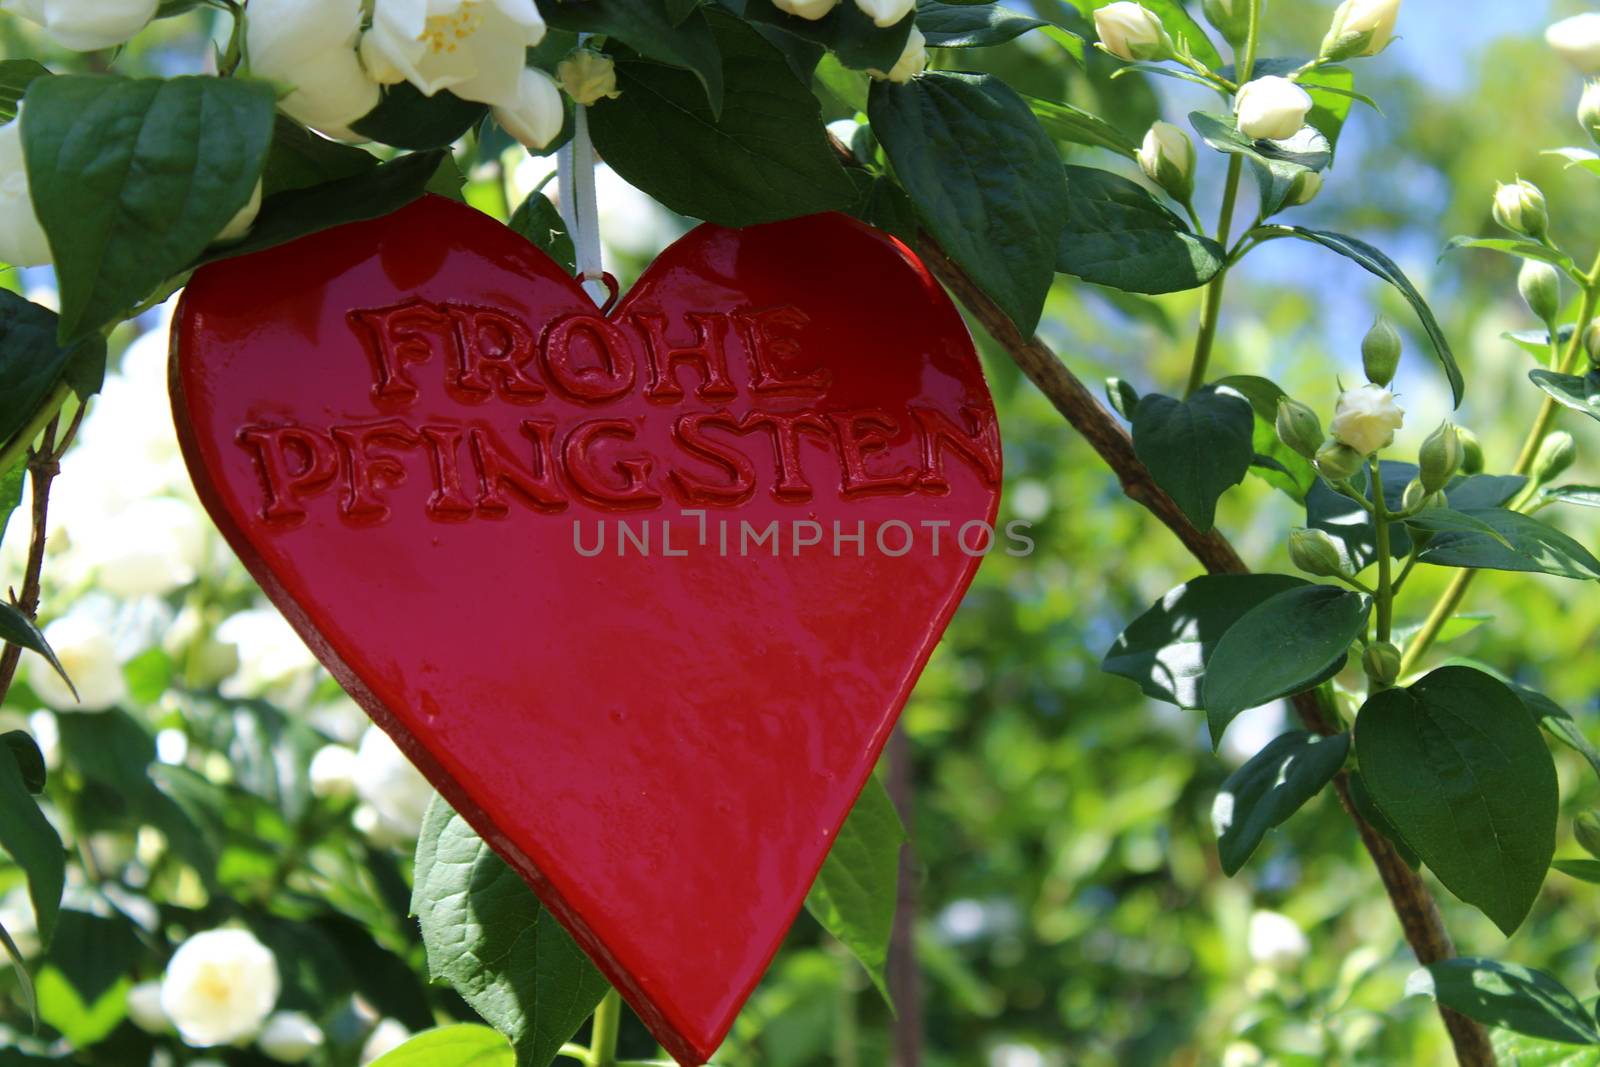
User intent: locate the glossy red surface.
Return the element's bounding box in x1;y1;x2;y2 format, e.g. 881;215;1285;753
172;195;1000;1064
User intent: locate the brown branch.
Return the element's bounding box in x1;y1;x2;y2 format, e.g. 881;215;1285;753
914;237;1495;1067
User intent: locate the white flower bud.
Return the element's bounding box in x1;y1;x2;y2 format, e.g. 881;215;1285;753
247;0;381;138
493;67;565;150
1288;527;1349;578
161;928;281;1048
853;0;914;29
557;50;620;106
1248;910;1309;968
1581;81;1600;146
259;1011;323;1064
1314;441;1365;482
771;0;840;19
1417;421;1462;494
1201;0;1250;45
1320;0;1401;61
1518;259;1562;324
352;727;435;843
3;0;157;51
1329;383;1405;456
1234;76;1313;141
1093;2;1173;62
867;26;926;83
1547;13;1600;74
0;113;52;267
309;744;358;799
361;1019;412;1065
126;980;171;1033
1137;120;1195;204
28;612;127;711
1493;179;1549;240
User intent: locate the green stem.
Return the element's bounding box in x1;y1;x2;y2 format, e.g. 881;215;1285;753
1186;155;1245;396
1399;251;1600;678
1370;458;1394;645
1239;0;1263;83
589;989;623;1067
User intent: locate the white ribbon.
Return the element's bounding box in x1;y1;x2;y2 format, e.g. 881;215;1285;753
557;80;607;305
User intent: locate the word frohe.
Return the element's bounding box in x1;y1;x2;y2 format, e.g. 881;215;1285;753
237;298;1000;525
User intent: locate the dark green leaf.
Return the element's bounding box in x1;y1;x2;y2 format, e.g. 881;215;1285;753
0;60;49;124
1215;374;1316;501
0;291;74;448
509;192;576;274
1422;959;1600;1045
1102;574;1307;709
1105;376;1140;420
22;75;276;341
0;743;62;946
1213;730;1349;875
1305;459;1415;571
1356;666;1557;935
1348;769;1420;869
1190;111;1329;219
368;1025;515;1067
1024;96;1137;158
1552;858;1600;883
0;916;36;1025
1546;485;1600;509
1447;474;1527;511
592;15;855;227
1058;165;1224;294
722;0;914;72
2;732;45;794
1130;387;1254;532
1512;682;1600;784
0;602;73;698
549;0;725;112
350;84;488;150
917;0;1046;46
1529;369;1600;425
1404;508;1515;547
197;151;447;267
806;774;904;1005
1269;226;1463;406
413;797;611;1065
1417;508;1600;580
260;115;378;198
1203;585;1369;748
666;0;701;22
871;72;1067;333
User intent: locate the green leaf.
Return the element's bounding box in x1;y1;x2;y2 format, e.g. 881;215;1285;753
592;14;855;227
1190;111;1329;219
3;732;46;794
1347;768;1420;869
197;150;447;268
1417;508;1600;580
0;743;62;947
0;602;73;698
350;84;489;150
260;115;378;198
1268;226;1464;406
509;191;576;274
35;911;137;1047
1214;374;1316;501
806;774;904;1006
1393;613;1493;647
1448;474;1528;510
1303;460;1416;571
22;75;276;342
1024;96;1138;158
1494;1031;1600;1066
1057;165;1224;294
413;797;611;1066
1356;666;1558;935
871;72;1067;333
1420;959;1600;1045
547;0;725;113
1445;236;1579;275
0;291;86;450
0;916;36;1026
1552;858;1600;883
0;463;22;549
1529;368;1600;424
1544;145;1600;179
917;0;1046;47
1301;64;1357;154
1504;325;1574;366
1202;585;1369;748
723;0;913;72
1079;0;1220;67
1130;387;1254;532
1511;682;1600;784
1213;730;1349;876
0;60;49;124
1403;508;1515;548
1103;574;1308;709
1545;485;1600;509
368;1025;516;1067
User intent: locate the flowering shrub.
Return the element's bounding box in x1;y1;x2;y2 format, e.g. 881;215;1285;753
0;1;1599;1066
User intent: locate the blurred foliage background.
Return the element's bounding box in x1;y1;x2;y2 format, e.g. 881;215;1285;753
4;2;1600;1065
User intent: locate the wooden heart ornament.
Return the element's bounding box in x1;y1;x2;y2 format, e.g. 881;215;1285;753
171;195;1001;1064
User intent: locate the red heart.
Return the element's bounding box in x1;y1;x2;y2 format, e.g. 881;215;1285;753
171;195;1001;1064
